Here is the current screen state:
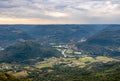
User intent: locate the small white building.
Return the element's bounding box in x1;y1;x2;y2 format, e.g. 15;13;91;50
0;47;4;51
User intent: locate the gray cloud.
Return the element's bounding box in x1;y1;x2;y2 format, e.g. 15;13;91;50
0;0;120;24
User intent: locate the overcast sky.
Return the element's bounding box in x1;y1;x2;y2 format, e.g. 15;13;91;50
0;0;120;24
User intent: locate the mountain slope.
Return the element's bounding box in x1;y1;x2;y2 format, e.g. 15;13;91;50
86;25;120;46
0;41;62;64
77;25;120;57
0;25;32;47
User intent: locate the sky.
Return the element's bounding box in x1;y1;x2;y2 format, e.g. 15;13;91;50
0;0;120;24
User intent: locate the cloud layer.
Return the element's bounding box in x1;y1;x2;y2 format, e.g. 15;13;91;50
0;0;120;24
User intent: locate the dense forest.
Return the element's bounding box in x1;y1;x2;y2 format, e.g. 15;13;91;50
0;41;62;64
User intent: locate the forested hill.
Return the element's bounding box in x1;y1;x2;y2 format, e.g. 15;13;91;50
86;25;120;46
0;41;62;64
77;25;120;57
0;25;32;47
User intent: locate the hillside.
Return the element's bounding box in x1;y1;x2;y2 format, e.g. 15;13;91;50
0;25;32;47
77;25;120;57
86;25;120;46
0;41;62;64
0;72;29;81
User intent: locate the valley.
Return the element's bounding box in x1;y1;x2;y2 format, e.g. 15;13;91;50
0;25;120;81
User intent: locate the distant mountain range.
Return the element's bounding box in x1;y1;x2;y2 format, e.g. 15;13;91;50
15;25;106;44
0;25;107;47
